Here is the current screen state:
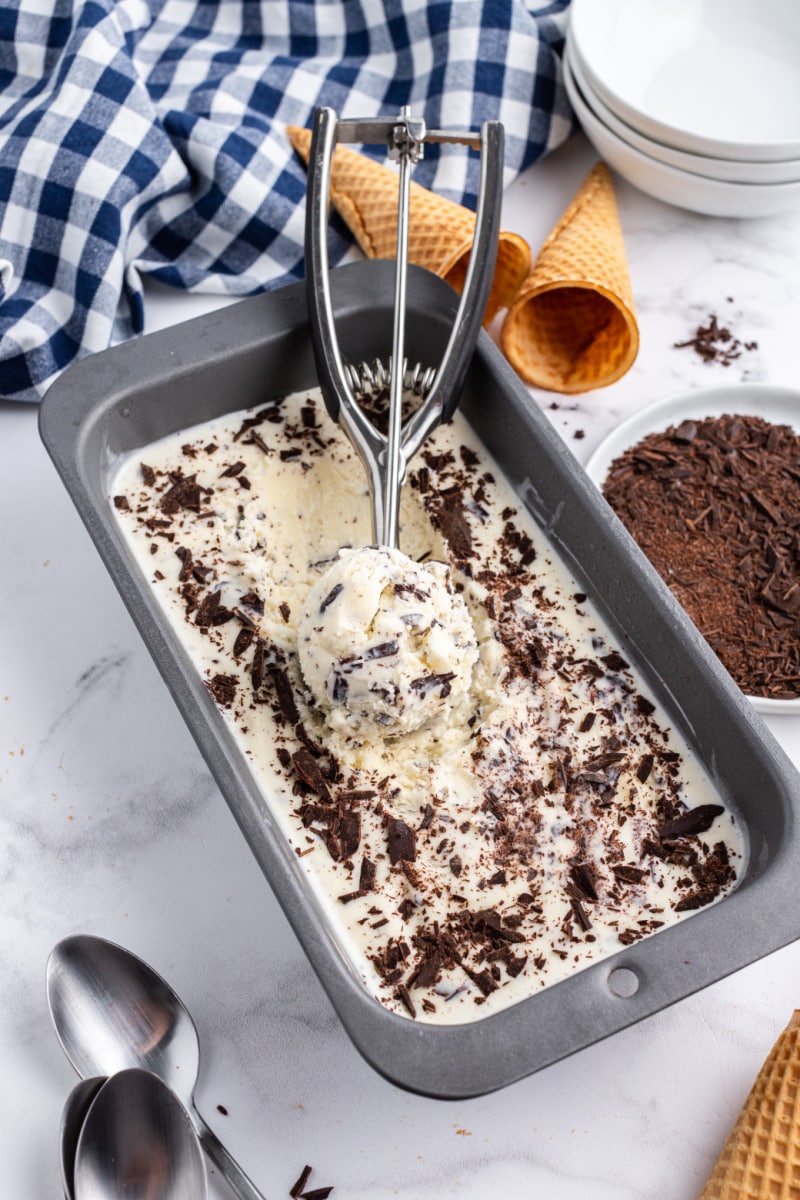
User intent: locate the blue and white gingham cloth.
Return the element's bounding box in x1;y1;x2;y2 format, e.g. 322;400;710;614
0;0;572;403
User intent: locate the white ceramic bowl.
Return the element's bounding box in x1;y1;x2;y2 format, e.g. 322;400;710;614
585;384;800;716
569;0;800;163
563;52;800;218
565;40;800;186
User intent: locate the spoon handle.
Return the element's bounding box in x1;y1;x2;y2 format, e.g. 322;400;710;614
193;1108;267;1200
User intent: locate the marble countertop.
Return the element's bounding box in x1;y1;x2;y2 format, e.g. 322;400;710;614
4;132;800;1199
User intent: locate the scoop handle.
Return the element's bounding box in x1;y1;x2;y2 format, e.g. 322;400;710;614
194;1107;267;1200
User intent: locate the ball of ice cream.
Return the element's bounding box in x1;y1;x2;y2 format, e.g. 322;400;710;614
297;546;478;737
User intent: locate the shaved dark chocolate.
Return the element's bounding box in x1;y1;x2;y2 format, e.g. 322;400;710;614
195;590;234;628
637;754;654;783
207;674;237;707
319;583;343;613
658;804;724;840
291;748;332;802
613;864;646;884
603;412;800;699
387;816;416;864
569;863;598;901
410;671;456;698
251;639;265;690
160;473;203;514
233;626;255;658
289;1165;312;1199
268;665;300;724
359;856;376;892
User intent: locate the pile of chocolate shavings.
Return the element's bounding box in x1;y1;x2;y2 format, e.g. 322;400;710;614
674;313;758;367
602;413;800;698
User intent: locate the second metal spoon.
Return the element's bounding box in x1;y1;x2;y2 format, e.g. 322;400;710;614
73;1068;207;1200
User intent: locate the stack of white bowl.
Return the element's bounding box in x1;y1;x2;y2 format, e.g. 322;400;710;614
565;0;800;218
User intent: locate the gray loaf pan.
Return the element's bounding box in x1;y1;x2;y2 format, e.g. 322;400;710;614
40;260;800;1099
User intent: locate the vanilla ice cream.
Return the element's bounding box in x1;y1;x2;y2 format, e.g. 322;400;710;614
110;387;745;1024
297;545;478;738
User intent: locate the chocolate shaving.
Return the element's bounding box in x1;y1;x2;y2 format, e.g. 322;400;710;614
319;583;343;613
569;862;598;901
233;626;254;658
207;674;237;707
289;1166;312;1198
359;856;376;892
409;672;455;697
268;665;300;724
658;804;724;840
251;639;265;690
387;816;416;864
291;748;332;802
160;473;203;514
195;590;234;628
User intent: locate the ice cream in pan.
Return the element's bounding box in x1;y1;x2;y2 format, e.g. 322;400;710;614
111;112;743;1023
111;383;743;1024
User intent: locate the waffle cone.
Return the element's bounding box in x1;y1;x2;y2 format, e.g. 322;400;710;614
287;125;530;325
698;1010;800;1200
500;162;639;393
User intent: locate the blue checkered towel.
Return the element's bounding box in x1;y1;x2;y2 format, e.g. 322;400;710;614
0;0;572;403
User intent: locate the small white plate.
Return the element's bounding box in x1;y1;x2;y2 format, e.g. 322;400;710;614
569;0;800;163
585;384;800;715
565;40;800;186
563;51;800;219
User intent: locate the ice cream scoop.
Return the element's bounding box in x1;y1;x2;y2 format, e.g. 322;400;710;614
298;545;478;737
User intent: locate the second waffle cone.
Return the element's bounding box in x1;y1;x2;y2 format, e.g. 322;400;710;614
699;1010;800;1199
500;162;639;393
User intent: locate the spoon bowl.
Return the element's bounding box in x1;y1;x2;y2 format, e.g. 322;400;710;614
74;1068;207;1200
60;1076;105;1200
47;935;265;1200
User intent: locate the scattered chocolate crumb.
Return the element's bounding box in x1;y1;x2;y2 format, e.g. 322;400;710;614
113;494;130;510
674;313;758;367
289;1166;312;1198
216;1104;228;1115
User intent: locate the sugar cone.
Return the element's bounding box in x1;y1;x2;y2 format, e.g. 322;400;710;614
287;125;530;325
500;162;639;393
698;1010;800;1199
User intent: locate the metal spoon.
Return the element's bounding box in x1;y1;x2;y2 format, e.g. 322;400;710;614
60;1076;105;1200
73;1068;207;1200
47;935;266;1200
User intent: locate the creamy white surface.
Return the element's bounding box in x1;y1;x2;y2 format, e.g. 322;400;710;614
111;384;741;1025
5;133;800;1198
298;545;478;737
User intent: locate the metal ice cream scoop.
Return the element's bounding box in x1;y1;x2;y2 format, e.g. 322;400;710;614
304;105;503;548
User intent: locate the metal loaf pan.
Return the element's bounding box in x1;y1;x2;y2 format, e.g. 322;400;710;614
40;261;800;1099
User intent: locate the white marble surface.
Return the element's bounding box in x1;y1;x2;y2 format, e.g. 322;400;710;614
3;131;800;1198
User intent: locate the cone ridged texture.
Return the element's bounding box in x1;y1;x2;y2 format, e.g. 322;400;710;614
287;125;530;325
699;1010;800;1200
500;162;639;393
